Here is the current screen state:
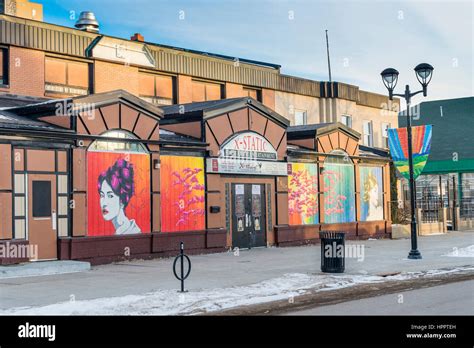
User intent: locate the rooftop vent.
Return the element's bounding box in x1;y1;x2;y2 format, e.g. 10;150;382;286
75;11;99;33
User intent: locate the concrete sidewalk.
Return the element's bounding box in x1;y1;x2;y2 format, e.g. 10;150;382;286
0;231;472;310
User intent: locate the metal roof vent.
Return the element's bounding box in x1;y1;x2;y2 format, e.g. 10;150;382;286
75;11;99;33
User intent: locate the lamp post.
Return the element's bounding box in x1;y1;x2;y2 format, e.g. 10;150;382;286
381;63;434;260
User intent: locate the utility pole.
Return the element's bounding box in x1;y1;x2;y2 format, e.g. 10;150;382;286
325;29;332;82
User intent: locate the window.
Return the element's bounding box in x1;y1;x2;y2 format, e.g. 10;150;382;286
243;87;262;102
191;80;222;102
363;120;373;147
45;57;90;97
32;181;52;218
294;109;308;126
0;47;9;86
88;130;148;153
341;115;352;128
139;72;175;105
381;122;391;148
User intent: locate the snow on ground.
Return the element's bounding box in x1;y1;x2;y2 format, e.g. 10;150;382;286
1;266;472;316
443;245;474;258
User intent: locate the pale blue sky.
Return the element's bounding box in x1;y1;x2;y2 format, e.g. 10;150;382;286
40;0;473;102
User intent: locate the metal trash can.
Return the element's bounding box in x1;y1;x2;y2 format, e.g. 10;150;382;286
320;231;345;273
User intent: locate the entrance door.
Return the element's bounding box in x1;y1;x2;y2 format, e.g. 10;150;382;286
28;174;57;260
231;184;266;249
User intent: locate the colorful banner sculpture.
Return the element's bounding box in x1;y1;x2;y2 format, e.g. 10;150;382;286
388;125;432;180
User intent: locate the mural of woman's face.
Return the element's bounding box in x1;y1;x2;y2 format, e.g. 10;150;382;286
369;183;379;206
99;180;122;221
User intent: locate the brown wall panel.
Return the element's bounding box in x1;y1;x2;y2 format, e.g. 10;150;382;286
72;148;86;191
262;89;275;110
206;174;221;191
39;116;71;129
0;192;12;240
228;108;249;133
329;132;339;150
120;104;140;133
264;120;285;150
100;104;120;130
205;124;221;156
160;122;202;139
340;133;350;152
151;154;160;192
134;114;157;140
13;148;24;171
277;192;289;225
149;125;160;141
153;194;161;232
57;151;67;172
207;116;233;145
178;75;193;104
26;149;55;172
318;135;332;153
346;138;358;156
249;109;267;135
72;193;86;236
277;134;287;160
0;144;11;190
207;192;223;229
277;176;288;191
80;110;107;136
287;138;315;150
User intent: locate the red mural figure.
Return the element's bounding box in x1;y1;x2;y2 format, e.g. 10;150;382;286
172;167;205;227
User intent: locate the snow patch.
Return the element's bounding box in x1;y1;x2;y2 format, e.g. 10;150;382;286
1;266;472;316
443;245;474;258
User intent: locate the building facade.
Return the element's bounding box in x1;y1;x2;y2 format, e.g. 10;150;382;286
0;2;399;148
0;92;392;264
0;1;397;265
398;97;474;231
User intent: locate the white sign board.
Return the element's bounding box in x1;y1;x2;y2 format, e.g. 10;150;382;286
220;132;277;161
207;158;287;176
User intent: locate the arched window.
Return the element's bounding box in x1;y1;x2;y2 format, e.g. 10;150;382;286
323;150;356;223
88;130;148;153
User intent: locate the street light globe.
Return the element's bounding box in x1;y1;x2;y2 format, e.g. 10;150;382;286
381;68;399;91
414;63;434;86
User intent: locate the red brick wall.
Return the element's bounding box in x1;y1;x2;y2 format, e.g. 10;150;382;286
94;60;139;95
0;46;45;97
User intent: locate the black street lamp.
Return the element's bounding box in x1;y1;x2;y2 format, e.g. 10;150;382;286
381;63;434;260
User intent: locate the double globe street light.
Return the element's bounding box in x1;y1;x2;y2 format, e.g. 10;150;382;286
380;63;434;260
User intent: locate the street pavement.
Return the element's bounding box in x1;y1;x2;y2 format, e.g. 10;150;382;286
284;279;474;315
0;231;472;310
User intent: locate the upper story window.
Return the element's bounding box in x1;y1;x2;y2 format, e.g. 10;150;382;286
139;72;175;106
89;130;148;153
192;79;223;102
243;87;262;102
363;120;374;147
0;47;9;86
45;57;90;98
381;122;391;148
341;115;352;128
294;109;308;126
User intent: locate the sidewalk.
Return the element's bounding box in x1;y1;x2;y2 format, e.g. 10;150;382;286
0;231;472;314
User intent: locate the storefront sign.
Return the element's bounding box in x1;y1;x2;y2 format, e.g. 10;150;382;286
220;132;277;161
206;158;287;176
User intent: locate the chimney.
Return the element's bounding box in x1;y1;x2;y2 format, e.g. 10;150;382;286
75;11;99;33
131;33;144;42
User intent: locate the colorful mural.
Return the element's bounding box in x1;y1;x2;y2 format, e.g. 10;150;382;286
288;163;319;225
323;153;356;224
388;125;432;180
160;156;205;232
87;152;151;236
360;166;384;221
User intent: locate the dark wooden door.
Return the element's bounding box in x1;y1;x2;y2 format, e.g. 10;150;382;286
232;184;266;249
